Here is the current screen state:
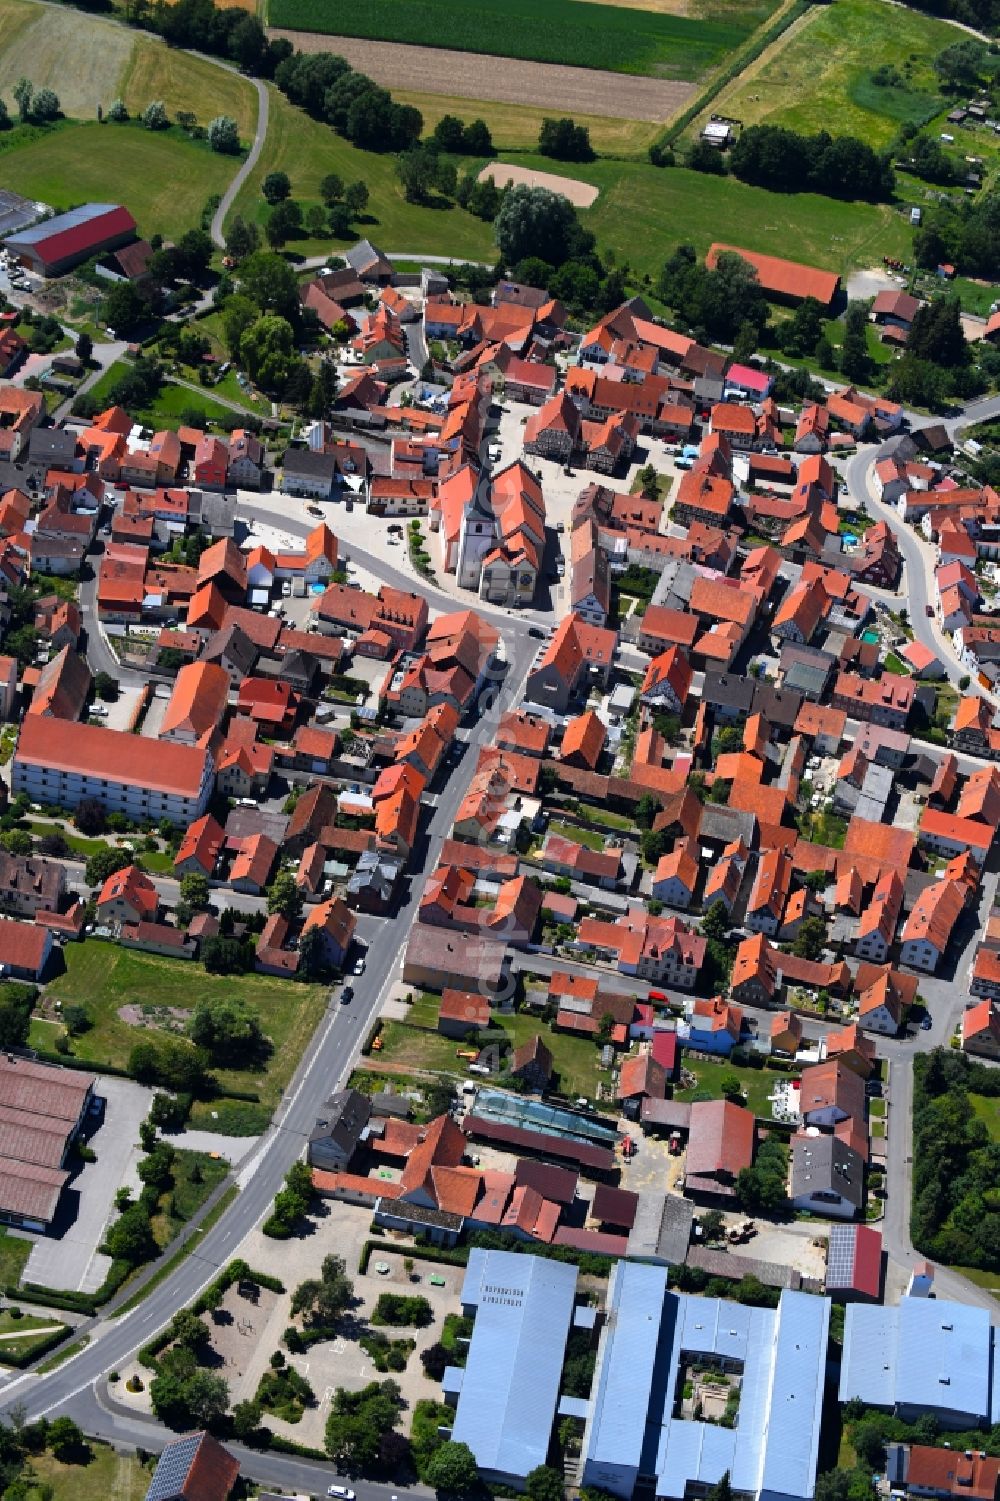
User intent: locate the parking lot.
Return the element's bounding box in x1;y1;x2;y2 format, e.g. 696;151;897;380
24;1074;152;1294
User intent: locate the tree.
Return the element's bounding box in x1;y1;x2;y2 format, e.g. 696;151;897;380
266;198;303;248
307;358;338;419
635;792;659;829
262;170;292;204
178;872;209;911
328;203;352;238
701;900;730;943
151;1365;228;1430
526;1468;565;1501
432;114;466;152
170;1309;210;1352
320;171;345;205
222;293;258;359
732;321;758;361
94;670;119;702
208;115;240;154
226;216;259;263
31;88;60;122
290;1253;353;1326
201;935;253;975
840;300;872;385
907;295;967;369
495;184;581;269
241;313;296;392
707;1474;733;1501
538;117;593;162
396;144;451;204
75;331;93;364
425;1440;479;1494
268;868;304;922
188;996;268;1066
103;280;149;338
686;138;728;175
107;97;129;122
13;78;32;122
47;1418;85;1462
325;1380;403;1469
103;1202;157;1265
720;1071;744;1103
792;916;827;961
238;250;300;319
463;118;493;155
421;1341;449;1380
635;464;659;500
344;179;369;216
0;986;36;1049
232;1398;264;1442
230;13;268;72
142;100;169;130
84;846;130;888
934;39;990;88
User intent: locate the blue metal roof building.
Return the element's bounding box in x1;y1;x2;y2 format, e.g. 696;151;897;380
840;1297;996;1428
582;1260;830;1501
448;1248;578;1486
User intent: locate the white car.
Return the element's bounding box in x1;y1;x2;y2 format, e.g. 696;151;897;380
353;954;367;975
328;1488;355;1499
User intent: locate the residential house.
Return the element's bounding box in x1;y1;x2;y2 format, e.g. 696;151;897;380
798;1058;866;1127
899;879;967;971
683;995;743;1055
791;1132;864;1220
96;864;158;927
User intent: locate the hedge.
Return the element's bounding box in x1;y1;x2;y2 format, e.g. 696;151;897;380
358;1238;469;1276
265;1433;327;1461
0;1324;71;1370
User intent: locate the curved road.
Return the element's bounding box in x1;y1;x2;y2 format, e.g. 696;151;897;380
210;74;269;250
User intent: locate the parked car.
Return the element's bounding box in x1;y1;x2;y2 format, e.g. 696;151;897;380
528;626;545;638
328;1487;355;1498
340;985;353;1004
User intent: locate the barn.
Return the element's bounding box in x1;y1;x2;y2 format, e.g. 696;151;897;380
5;203;137;275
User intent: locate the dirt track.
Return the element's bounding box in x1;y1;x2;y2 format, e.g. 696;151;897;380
267;30;695;123
479;162;599;206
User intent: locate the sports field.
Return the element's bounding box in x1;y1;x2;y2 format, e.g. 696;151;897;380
266;0;780;79
228;86;496;260
0;121;238;240
0;0;257;135
695;0;964;148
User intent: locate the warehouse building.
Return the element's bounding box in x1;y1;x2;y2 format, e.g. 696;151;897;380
445;1248;579;1487
582;1260;830;1501
0;1055;96;1230
5;203;137;276
840;1296;1000;1429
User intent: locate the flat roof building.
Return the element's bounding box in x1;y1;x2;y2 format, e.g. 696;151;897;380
448;1248;579;1486
839;1296;999;1428
582;1261;830;1501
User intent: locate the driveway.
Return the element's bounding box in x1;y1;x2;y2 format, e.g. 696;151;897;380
25;1076;152;1295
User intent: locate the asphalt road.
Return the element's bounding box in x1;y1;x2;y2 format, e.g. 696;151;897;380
0;538;538;1437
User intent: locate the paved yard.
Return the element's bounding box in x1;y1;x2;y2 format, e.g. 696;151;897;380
25;1075;152;1294
737;1217;829;1281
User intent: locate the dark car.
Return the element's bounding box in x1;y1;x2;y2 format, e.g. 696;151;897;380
920;1014;933;1030
925;604;934;616
528;626;545;639
340;985;354;1004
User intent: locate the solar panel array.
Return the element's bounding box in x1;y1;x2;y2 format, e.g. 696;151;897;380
825;1224;856;1289
145;1435;200;1501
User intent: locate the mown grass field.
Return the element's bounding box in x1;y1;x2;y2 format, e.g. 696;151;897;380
229;87;496;260
675;1056;781;1117
0;121;236;240
0;0;257;135
389;89;660;158
84;359;248;431
45;941;327;1112
266;0;779;79
504;152;913;278
27;1445;153;1501
696;0;965;148
969;1092;1000;1143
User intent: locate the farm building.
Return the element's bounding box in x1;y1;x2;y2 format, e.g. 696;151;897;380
5;203;137;276
0;1055;96;1230
706;244;840;308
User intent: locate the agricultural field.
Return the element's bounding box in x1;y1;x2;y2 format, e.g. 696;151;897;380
693;0;966;148
45;941;327;1116
0;121;236;240
505;153;912;279
266;0;781;79
0;0;257;134
228;87;496;261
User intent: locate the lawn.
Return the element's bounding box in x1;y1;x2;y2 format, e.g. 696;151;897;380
388;90;660;158
377;1020;469;1076
0;1309;68;1364
547;819;607;851
495;1012;612;1101
45;942;327;1112
694;0;965;148
149;1148;229;1248
27;1444;152;1501
0;120;237;241
573;803;634;831
674;1055;782;1117
0;1229;31;1290
502;153;913;280
228;87;496;263
267;0;780;80
121;36;258;138
969;1092;1000;1143
84;360;245;432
